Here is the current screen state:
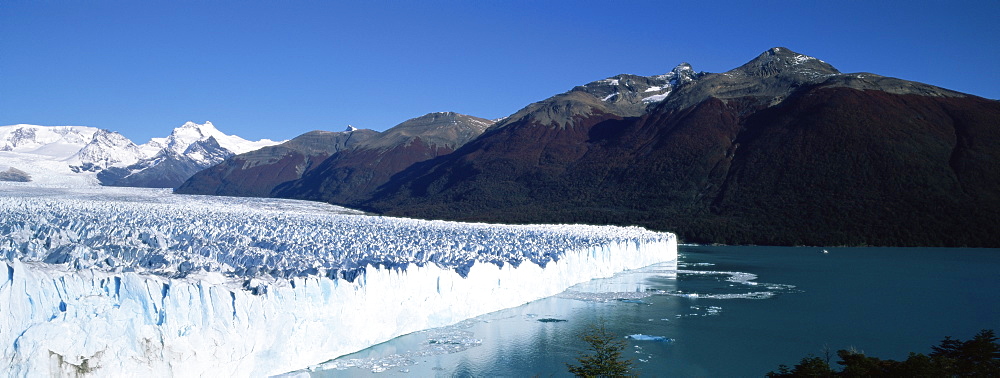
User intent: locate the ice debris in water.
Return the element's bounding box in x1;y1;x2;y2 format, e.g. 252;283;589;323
557;290;653;302
307;323;484;373
626;334;674;342
658;270;798;299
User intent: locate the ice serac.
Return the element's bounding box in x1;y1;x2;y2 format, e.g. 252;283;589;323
0;185;677;376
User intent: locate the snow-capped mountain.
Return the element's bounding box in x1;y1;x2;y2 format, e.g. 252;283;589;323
0;125;105;186
0;125;97;157
141;121;279;160
0;122;282;187
68;129;145;172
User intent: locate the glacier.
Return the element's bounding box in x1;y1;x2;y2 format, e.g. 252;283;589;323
0;184;676;376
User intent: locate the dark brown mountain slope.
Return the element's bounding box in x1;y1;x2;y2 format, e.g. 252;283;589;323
361;48;1000;247
272;112;493;204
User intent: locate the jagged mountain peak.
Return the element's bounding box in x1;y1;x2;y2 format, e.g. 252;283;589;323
178;120;218;132
657;62;696;78
182;136;233;166
673;62;694;72
143;121;281;157
89;129;133;145
163;121;221;153
654;62;701;88
499;67;699;130
68;129;143;169
731;47;840;78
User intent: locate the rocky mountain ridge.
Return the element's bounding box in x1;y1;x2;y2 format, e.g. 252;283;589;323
174;127;379;197
176;112;493;200
345;47;998;247
10;47;999;247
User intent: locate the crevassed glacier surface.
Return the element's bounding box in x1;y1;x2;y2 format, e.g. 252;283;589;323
0;183;676;376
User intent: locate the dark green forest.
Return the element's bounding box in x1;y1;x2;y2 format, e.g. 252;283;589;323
768;329;1000;377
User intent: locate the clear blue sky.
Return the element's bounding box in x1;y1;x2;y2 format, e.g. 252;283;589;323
2;1;998;143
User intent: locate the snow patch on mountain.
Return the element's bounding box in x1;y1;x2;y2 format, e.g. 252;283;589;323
642;91;672;103
578;63;702;111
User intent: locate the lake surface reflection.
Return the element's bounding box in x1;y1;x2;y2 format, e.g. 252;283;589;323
290;245;1000;377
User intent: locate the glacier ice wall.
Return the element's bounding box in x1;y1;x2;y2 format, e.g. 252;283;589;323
0;185;676;376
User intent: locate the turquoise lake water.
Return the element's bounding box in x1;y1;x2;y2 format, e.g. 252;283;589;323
294;245;1000;377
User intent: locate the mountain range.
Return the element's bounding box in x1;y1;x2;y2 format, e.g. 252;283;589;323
175;112;493;199
0;122;280;187
359;48;999;247
7;47;999;247
240;47;997;247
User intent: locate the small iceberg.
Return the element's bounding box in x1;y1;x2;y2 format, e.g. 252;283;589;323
626;334;674;342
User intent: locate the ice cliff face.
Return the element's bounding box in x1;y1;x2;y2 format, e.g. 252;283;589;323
0;185;676;376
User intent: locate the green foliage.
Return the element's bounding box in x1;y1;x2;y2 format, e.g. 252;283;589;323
767;355;834;377
768;329;1000;377
931;329;1000;376
566;322;635;377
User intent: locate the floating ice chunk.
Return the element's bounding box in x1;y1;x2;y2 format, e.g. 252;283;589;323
670;292;699;298
626;334;673;342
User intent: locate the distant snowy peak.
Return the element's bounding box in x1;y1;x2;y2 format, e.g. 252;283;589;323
656;62;698;87
100;122;277;188
68;129;144;169
182;136;233;166
0;122;284;188
0;125;98;156
142;121;281;157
